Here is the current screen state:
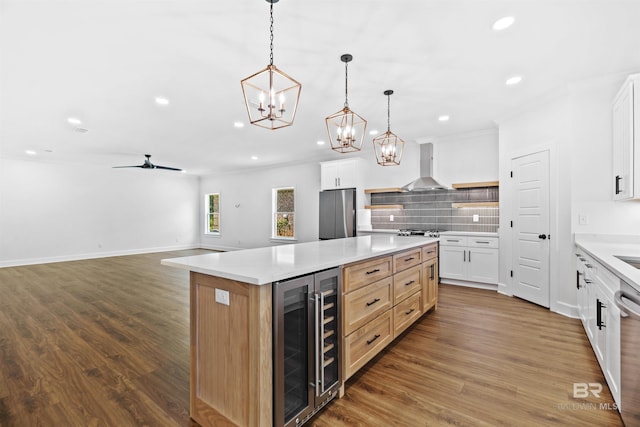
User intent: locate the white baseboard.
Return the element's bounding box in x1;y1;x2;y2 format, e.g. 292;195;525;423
199;243;242;252
552;301;579;319
0;243;202;268
497;282;512;296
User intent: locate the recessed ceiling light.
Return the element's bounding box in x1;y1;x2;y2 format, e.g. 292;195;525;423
234;122;244;128
438;115;450;122
317;140;325;145
492;16;514;31
25;150;37;155
505;76;523;86
251;156;258;160
369;130;379;136
155;97;170;106
67;117;82;125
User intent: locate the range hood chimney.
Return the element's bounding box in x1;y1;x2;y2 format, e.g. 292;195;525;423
401;143;447;191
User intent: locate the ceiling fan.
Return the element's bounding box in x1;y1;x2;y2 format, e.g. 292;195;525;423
112;154;183;171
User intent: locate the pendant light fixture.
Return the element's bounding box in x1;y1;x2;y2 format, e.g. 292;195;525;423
241;0;301;130
325;54;367;153
373;90;404;166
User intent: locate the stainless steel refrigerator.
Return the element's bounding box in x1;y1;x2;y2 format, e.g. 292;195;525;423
319;188;356;240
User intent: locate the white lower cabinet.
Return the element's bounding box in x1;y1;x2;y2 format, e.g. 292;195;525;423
439;235;499;286
575;246;621;408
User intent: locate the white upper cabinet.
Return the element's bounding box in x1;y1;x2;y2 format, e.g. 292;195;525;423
320;158;361;190
612;74;640;200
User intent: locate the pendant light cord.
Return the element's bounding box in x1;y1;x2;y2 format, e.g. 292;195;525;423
387;93;391;132
269;2;274;66
344;61;349;109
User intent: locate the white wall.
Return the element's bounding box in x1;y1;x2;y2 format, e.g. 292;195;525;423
0;158;199;266
199;162;321;250
570;74;640;234
359;129;499;190
432;129;499;187
498;72;640;317
498;93;573;315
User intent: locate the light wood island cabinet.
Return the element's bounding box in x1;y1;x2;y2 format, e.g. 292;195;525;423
162;235;439;427
340;242;439;390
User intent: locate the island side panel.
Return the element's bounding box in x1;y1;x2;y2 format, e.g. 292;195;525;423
190;272;272;427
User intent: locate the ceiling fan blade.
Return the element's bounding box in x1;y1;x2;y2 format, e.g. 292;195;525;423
155;165;183;171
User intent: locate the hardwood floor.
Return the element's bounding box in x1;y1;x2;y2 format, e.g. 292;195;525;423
0;251;623;426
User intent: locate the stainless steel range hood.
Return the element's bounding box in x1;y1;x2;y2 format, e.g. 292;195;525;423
402;143;447;191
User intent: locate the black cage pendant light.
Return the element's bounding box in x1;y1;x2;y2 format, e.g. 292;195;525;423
241;0;301;130
325;54;367;153
373;90;404;166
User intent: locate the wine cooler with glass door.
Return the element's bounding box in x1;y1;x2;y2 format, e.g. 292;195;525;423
273;267;341;427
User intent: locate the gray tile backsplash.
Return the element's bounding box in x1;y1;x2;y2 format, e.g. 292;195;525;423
370;187;499;232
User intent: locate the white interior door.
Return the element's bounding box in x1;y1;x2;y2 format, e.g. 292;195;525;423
511;150;550;307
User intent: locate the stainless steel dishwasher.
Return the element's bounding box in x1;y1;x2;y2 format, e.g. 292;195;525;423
615;281;640;426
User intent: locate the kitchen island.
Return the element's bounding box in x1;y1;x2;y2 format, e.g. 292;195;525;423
162;235;438;427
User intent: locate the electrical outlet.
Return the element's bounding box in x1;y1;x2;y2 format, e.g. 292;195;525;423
215;288;230;306
472;214;480;223
389;215;394;222
578;214;589;225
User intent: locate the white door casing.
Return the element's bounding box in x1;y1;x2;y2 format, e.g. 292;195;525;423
511;150;550;307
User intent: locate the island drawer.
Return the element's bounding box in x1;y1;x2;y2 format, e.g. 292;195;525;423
393;291;422;338
343;277;393;335
393;248;422;273
343;256;393;292
393;264;422;304
343;309;393;379
422;243;438;261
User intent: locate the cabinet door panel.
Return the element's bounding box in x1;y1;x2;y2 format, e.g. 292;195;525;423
467;248;499;284
439;246;466;280
320;163;339;190
612;80;634;200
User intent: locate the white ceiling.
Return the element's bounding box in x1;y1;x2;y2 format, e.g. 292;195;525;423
2;0;640;175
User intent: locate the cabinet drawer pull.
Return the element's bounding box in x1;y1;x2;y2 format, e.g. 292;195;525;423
405;308;415;316
426;250;435;254
366;268;381;275
404;280;415;286
475;241;490;244
404;257;415;262
366;298;381;307
447;239;460;242
366;334;381;345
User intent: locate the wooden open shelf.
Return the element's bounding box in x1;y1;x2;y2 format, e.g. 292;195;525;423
451;181;499;189
364;188;404;194
451;202;499;208
364;204;404;210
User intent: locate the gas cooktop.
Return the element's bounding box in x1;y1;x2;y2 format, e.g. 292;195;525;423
397;229;440;237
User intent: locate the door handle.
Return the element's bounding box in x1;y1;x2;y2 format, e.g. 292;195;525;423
538;234;547;240
615;175;622;195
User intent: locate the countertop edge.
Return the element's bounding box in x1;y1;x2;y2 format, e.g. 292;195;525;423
162;236;439;285
574;235;640;292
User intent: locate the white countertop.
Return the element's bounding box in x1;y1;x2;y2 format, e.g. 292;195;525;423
162;235;438;285
574;233;640;292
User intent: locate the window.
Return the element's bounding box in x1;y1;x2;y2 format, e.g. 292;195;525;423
272;187;295;239
205;193;220;234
